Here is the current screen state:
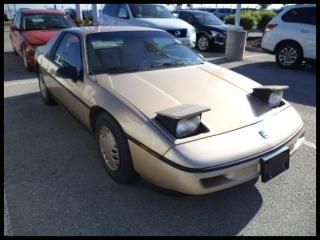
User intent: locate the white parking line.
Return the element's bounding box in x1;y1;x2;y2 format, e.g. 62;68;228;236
4;79;38;87
205;53;268;61
244;53;269;58
303;139;316;150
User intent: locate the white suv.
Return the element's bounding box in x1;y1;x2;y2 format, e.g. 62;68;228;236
261;4;316;68
99;4;196;48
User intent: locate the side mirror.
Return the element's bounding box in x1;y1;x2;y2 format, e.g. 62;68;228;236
56;66;79;81
10;25;18;31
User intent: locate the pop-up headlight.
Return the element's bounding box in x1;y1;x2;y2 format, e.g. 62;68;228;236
252;85;288;107
156;104;210;138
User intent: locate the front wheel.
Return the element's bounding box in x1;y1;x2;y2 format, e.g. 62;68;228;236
95;112;139;184
275;42;302;68
197;35;211;52
38;69;55;105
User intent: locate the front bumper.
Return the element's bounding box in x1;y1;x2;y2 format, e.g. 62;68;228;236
177;37;196;48
130;106;305;195
212;36;226;47
130;124;304;195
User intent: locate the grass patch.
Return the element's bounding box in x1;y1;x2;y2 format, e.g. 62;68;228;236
4;21;12;26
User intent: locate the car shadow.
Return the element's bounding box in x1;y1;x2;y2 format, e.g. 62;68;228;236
4;51;37;82
207;59;315;107
229;62;316;107
5;92;263;236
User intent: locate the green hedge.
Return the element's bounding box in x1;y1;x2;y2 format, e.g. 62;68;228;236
224;13;255;31
225;10;276;31
257;11;276;29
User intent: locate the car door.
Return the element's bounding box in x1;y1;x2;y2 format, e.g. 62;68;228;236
46;32;91;127
281;6;316;60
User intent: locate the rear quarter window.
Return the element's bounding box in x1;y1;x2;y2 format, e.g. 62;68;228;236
281;7;315;25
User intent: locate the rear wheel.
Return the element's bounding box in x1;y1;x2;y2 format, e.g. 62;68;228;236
275;42;302;68
95;112;139;184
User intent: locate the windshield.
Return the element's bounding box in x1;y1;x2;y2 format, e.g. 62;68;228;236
193;12;224;25
22;14;75;31
86;31;204;75
129;4;174;18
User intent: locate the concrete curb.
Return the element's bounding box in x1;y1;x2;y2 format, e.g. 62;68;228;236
245;46;265;53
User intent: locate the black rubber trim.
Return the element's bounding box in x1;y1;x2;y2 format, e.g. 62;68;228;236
126;125;304;173
42;68;90;109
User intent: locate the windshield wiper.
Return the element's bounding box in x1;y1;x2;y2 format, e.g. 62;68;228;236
106;67;140;74
150;60;187;69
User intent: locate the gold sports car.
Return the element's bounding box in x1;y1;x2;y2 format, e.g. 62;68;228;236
35;26;305;195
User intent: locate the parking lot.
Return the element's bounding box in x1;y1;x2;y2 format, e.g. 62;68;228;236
4;26;316;236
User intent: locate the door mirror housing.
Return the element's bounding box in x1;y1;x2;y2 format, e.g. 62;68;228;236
56;66;79;81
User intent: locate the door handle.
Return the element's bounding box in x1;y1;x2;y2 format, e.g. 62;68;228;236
300;30;309;33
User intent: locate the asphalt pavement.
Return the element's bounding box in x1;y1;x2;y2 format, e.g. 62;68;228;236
4;27;316;236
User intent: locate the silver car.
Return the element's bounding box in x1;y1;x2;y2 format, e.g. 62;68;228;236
99;4;196;48
35;26;305;195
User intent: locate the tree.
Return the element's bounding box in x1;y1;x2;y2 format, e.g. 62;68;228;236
259;4;271;9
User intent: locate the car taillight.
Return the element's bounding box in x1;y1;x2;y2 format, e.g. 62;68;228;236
265;24;278;32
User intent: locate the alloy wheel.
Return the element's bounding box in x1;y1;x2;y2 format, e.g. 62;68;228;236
278;47;298;67
99;125;120;171
198;36;209;51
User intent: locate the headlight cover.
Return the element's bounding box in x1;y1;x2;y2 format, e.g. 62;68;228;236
176;115;201;138
156;104;210;139
268;91;283;107
252;85;288;107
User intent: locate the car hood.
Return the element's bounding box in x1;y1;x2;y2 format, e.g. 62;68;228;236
136;18;193;30
95;62;277;138
22;30;60;46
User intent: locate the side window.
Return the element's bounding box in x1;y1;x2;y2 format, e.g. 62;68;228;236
118;4;129;19
53;33;82;73
186;14;196;25
14;13;21;29
282;7;315;25
109;5;120;17
103;4;111;15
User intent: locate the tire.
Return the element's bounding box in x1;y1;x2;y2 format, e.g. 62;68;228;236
275;42;302;68
95;112;139;184
197;34;211;52
37;68;55;105
22;48;33;72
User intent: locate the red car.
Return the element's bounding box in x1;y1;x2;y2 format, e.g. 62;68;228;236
9;9;75;71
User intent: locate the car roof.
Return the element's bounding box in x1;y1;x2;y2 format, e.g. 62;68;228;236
65;26;165;36
20;9;65;15
282;4;315;10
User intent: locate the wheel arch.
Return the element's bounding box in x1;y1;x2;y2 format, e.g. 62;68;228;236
89;106;129;137
274;39;304;57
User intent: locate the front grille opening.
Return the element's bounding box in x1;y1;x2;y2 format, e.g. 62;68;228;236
166;29;187;38
201;175;232;189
